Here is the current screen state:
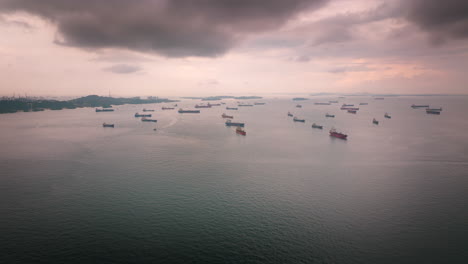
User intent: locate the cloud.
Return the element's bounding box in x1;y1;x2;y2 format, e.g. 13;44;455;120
403;0;468;44
0;0;328;57
0;15;33;29
103;64;142;74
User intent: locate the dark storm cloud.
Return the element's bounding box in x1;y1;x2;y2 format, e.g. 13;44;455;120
0;0;328;57
403;0;468;44
103;64;142;74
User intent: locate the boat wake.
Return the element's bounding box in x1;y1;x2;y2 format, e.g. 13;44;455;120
161;117;178;129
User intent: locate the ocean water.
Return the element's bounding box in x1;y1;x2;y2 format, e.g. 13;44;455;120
1;96;468;263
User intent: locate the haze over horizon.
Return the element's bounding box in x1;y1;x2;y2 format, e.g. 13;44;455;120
1;0;467;97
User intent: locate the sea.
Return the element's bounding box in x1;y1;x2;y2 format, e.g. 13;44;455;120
1;96;467;263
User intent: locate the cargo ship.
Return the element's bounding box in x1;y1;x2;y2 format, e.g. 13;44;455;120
221;113;233;119
296;104;302;108
359;103;368;105
341;107;359;110
254;102;265;105
374;97;385;100
225;120;245;127
293;117;305;122
426;109;441;115
411;104;429;108
426;107;442;111
342;104;354;107
329;100;339;103
142;108;155;112
288;112;293;117
162;107;175;110
102;123;114;128
135;113;152;117
314;102;331;105
311;123;323;129
347;110;357;114
195;104;211;108
329;128;347;139
373;118;379;125
208;103;221;106
238;104;253;107
384;113;391;119
226;107;238;110
96;108;114;112
142;117;157;122
236;127;247;136
325;113;335;118
178;109;200;113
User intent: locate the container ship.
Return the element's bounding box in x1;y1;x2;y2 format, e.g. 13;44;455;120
135;113;152;117
178;109;200;113
329;128;347;139
293;117;305;122
225;120;245;127
142;117;157;122
236;127;247;136
96;108;114;112
221;113;233;119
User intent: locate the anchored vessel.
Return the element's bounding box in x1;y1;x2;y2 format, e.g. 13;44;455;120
411;104;430;108
226;107;238;110
384;113;391;119
135;113;152;117
426;109;441;115
236;127;247;136
325;113;335;118
287;112;293;117
314;102;331;105
142;108;155;112
347;110;357;114
102;123;114;128
142;117;157;122
195;104;211;108
296;104;302;108
359;103;368;105
178;109;200;113
225;120;245;127
293;117;305;122
311;123;323;129
162;106;175;110
238;104;253;107
254;102;265;105
96;108;114;112
373;118;379;125
329;128;347;140
221;113;233;119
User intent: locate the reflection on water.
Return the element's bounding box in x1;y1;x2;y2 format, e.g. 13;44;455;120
1;96;468;263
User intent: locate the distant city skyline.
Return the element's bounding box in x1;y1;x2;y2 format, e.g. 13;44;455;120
1;0;467;96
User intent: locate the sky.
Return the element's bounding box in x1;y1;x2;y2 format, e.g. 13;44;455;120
0;0;467;97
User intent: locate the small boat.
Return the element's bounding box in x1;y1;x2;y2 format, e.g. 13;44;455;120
221;113;234;119
135;113;152;117
311;123;323;129
162;107;175;110
384;113;391;119
226;107;238;110
225;120;245;127
178;109;200;113
296;104;302;108
287;112;293;117
329;128;347;139
314;102;331;105
411;104;429;108
325;113;335;118
347;110;357;114
142;108;155;112
373;118;379;125
359;103;368;105
254;102;266;105
96;108;114;112
142;117;157;122
102;123;114;128
426;109;441;115
293;117;305;122
236;127;247;136
195;104;211;108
